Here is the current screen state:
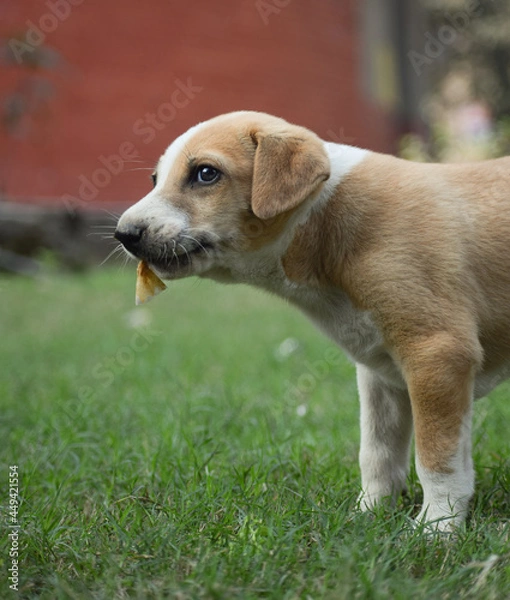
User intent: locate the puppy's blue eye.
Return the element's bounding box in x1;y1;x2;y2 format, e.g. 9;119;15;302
195;165;221;185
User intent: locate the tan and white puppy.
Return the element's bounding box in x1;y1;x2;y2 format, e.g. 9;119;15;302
115;111;510;530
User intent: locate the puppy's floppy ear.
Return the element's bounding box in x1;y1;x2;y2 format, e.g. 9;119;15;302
251;129;330;220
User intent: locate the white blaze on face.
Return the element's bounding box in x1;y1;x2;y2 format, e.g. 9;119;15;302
155;120;207;192
116;122;210;236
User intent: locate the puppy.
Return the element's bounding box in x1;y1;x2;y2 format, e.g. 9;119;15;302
115;111;510;530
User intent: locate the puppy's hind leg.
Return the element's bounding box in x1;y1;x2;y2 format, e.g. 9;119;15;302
404;333;480;531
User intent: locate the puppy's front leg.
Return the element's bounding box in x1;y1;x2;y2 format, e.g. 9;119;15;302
357;364;413;509
405;335;479;530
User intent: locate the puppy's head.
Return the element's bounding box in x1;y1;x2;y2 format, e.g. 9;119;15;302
115;111;330;280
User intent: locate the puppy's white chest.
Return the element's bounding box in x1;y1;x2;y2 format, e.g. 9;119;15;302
293;288;404;387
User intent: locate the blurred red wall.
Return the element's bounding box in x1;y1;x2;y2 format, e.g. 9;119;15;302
1;0;396;207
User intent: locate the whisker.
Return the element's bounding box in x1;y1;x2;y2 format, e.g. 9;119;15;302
157;244;164;264
182;145;194;163
114;250;133;273
119;159;147;165
99;244;125;267
172;240;180;269
177;243;192;272
87;232;116;239
100;208;122;221
190;277;203;292
124;167;155;172
187;227;221;241
181;234;211;257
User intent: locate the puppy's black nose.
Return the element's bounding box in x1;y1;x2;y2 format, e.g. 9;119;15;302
114;224;145;251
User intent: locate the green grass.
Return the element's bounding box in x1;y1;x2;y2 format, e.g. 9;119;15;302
0;269;509;599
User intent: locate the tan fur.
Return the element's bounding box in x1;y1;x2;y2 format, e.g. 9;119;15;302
283;152;510;470
277;135;504;474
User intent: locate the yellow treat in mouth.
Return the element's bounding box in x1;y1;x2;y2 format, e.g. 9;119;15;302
135;261;167;305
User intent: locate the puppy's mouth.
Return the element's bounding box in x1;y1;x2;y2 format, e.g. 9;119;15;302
137;234;216;278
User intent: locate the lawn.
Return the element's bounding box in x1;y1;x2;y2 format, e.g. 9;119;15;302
1;268;509;599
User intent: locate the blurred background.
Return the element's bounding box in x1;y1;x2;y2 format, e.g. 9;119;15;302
1;0;510;274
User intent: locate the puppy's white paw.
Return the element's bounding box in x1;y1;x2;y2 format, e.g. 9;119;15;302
414;503;468;533
357;486;405;512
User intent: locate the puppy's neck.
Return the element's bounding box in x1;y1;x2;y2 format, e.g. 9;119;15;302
322;142;370;195
281;142;371;288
